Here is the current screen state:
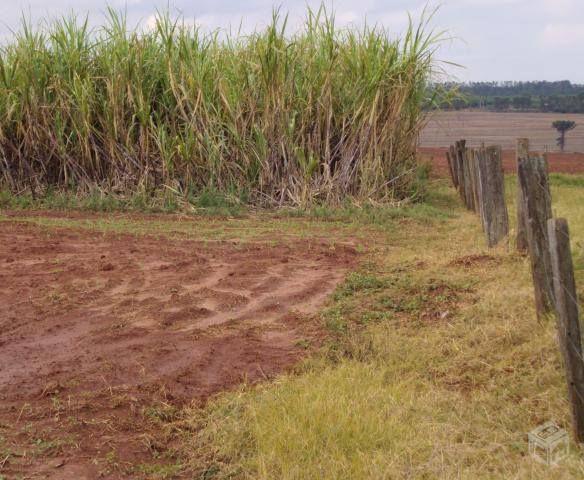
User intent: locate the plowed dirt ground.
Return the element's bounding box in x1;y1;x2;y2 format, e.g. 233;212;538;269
0;217;358;478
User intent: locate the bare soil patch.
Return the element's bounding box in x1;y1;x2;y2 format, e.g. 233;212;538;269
450;254;499;268
0;220;358;478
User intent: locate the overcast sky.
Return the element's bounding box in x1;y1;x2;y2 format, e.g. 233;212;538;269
1;0;583;82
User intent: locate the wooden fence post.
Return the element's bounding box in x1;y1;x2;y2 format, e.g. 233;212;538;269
518;155;555;319
463;147;475;210
473;148;486;225
455;140;466;202
476;145;509;247
450;144;459;189
446;147;457;189
469;148;480;214
548;218;584;442
516;138;529;252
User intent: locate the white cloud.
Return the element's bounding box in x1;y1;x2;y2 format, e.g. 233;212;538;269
373;3;429;33
144;10;262;34
145;14;157;31
542;0;576;16
1;0;584;81
541;23;584;48
113;0;142;5
457;0;526;5
336;10;358;25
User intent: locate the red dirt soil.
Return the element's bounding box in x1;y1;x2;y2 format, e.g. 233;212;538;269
0;220;358;479
418;147;584;178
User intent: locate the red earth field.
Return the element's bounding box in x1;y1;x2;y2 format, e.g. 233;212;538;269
418;111;584;178
419;111;584;152
0;217;358;478
419;147;584;178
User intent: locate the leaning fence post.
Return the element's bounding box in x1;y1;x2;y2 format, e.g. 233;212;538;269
516;138;529;252
518;155;555;319
473;148;484;224
469;148;480;214
446;148;456;188
463;147;475;211
548;218;584;442
463;148;472;210
455;140;466;202
449;144;459;189
476;145;509;247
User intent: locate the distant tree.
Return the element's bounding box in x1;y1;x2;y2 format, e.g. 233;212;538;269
512;96;522;110
512;95;532;110
431;81;584;113
428;82;584;113
493;96;510;111
552;120;577;152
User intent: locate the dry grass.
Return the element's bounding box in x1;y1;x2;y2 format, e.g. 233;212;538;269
179;176;584;479
2;173;582;478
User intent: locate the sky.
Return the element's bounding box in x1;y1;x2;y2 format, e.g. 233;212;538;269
0;0;583;83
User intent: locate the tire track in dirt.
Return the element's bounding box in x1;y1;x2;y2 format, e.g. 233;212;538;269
0;220;359;478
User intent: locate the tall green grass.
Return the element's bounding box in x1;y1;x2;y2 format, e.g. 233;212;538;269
0;7;441;206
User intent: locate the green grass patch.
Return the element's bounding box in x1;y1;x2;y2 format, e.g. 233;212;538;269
0;187;246;217
549;173;584;188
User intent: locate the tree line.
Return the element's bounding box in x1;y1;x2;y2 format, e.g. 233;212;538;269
433;81;584;113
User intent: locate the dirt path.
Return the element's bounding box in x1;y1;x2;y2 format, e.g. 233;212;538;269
0;220;358;478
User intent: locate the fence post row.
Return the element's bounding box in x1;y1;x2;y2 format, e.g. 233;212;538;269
478;146;509;247
548;218;584;443
518;154;555;320
443;139;584;443
445;140;508;247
